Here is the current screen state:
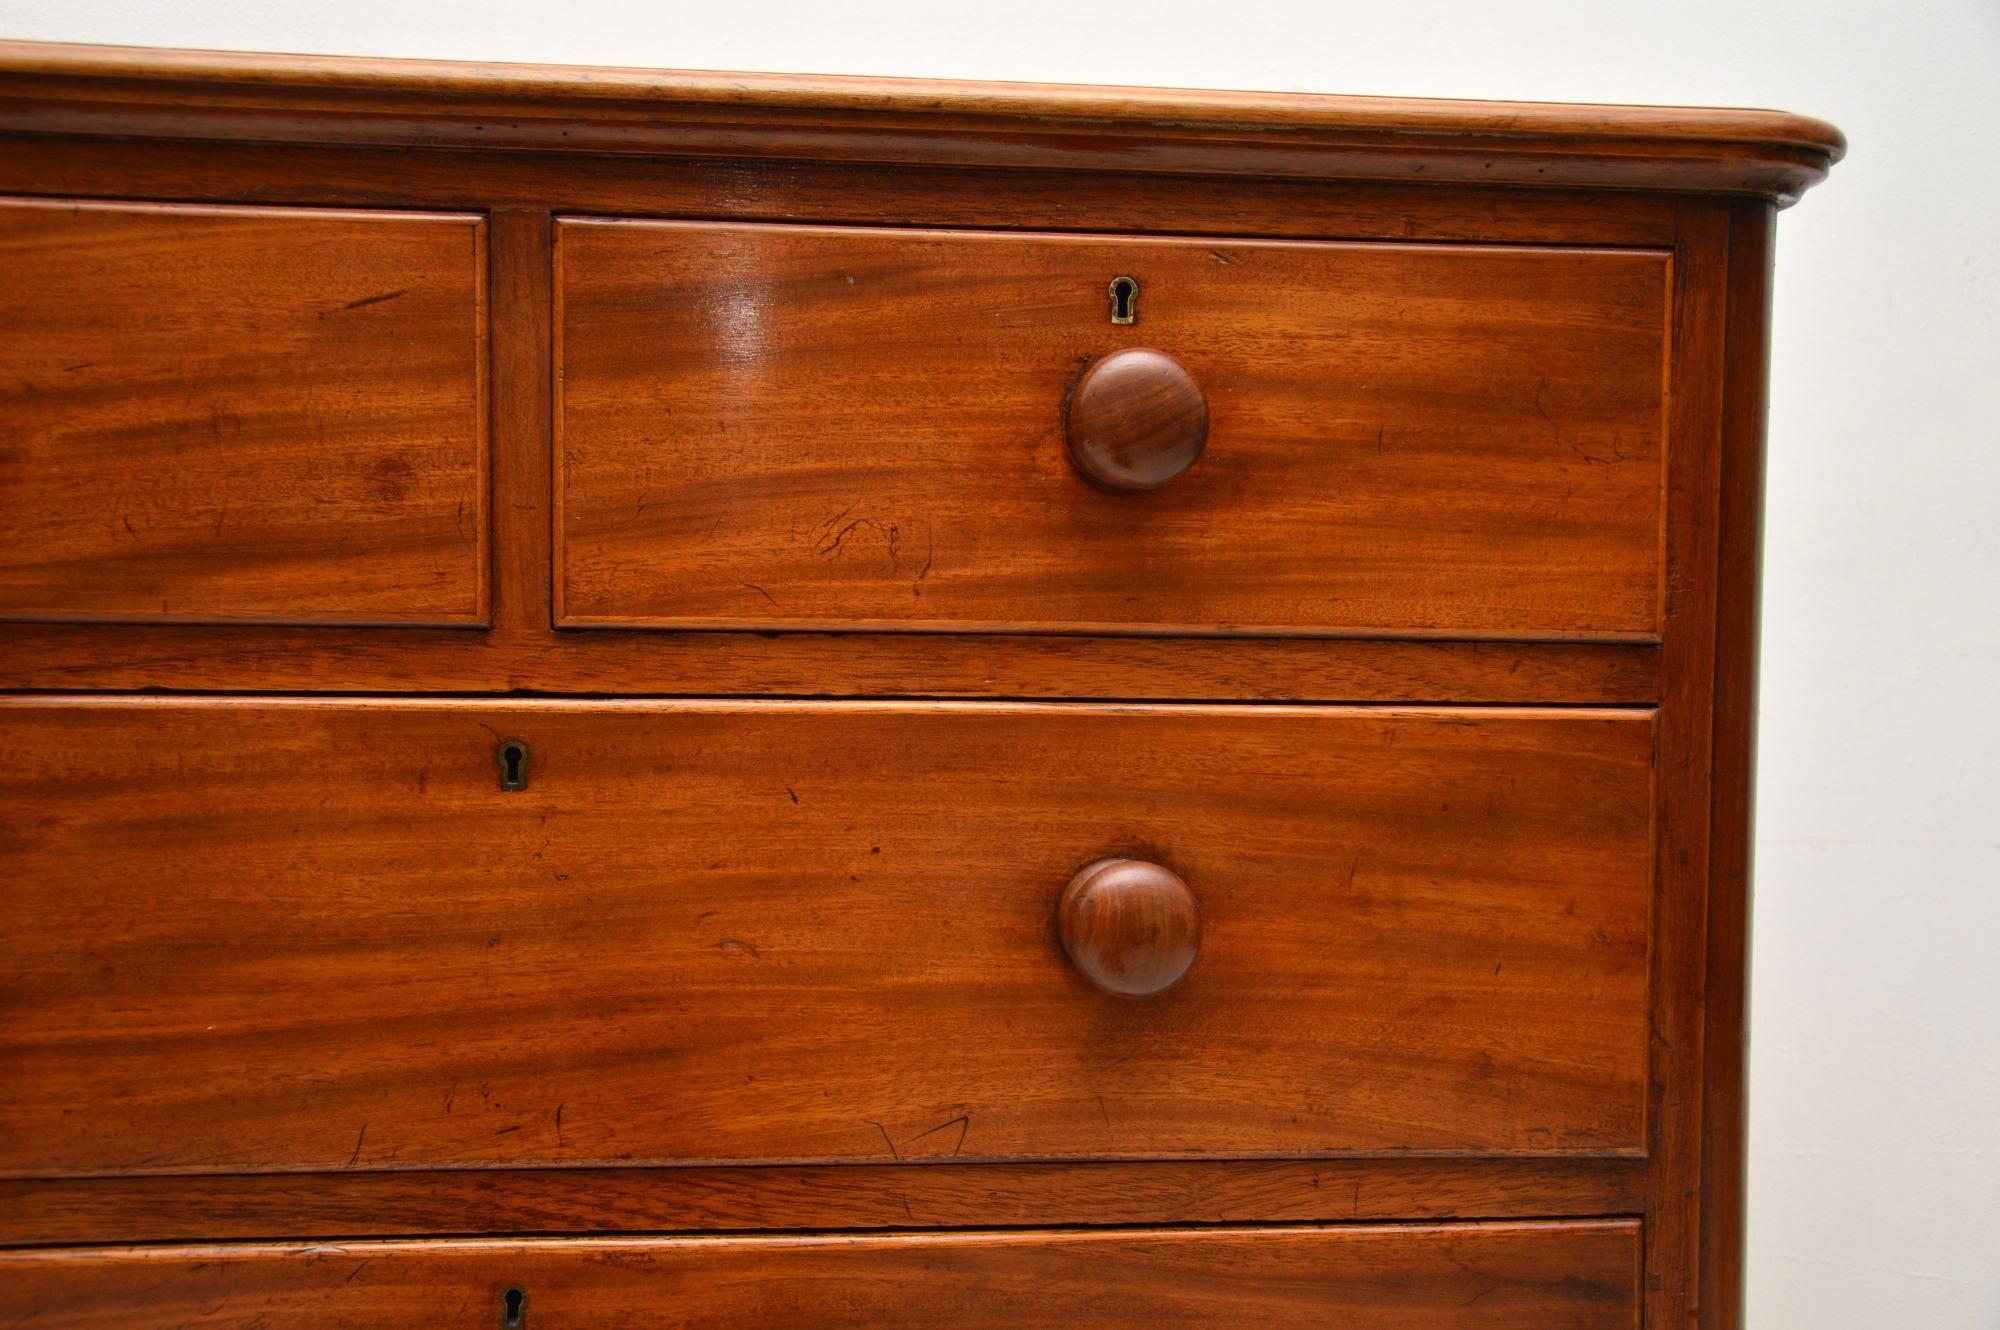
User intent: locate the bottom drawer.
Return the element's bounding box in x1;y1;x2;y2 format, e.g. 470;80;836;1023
0;1221;1639;1328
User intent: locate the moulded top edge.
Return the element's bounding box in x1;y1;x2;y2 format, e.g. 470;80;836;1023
0;40;1845;204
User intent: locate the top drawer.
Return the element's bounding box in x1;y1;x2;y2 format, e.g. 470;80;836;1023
557;220;1668;639
0;199;486;627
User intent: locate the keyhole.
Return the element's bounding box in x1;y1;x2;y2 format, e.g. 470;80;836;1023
498;739;528;792
1108;275;1138;325
499;1286;528;1329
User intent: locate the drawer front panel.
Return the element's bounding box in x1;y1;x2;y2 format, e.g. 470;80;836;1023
0;699;1652;1175
0;1222;1642;1329
557;220;1668;638
0;200;486;625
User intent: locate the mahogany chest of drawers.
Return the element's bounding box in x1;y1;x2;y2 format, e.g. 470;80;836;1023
0;42;1839;1328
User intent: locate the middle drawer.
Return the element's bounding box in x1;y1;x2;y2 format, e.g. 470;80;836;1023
1;699;1653;1177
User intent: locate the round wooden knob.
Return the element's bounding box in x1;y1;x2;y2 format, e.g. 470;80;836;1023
1064;348;1208;492
1058;858;1201;997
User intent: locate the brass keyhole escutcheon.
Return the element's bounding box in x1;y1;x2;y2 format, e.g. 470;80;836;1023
1108;275;1138;325
497;739;529;792
500;1285;528;1329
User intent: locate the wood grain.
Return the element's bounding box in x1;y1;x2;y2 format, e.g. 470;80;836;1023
0;136;1673;701
0;1158;1647;1246
558;221;1669;638
0;38;1841;201
0;198;487;625
0;625;1660;702
1643;199;1732;1330
0;48;1841;1312
0;698;1653;1176
0;133;1694;247
1065;347;1210;492
1700;197;1779;1330
0;1222;1643;1329
488;210;554;636
1058;858;1203;997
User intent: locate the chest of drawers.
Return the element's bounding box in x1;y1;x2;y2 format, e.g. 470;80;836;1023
0;41;1839;1328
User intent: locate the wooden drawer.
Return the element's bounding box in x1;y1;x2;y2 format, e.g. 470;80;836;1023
0;199;486;626
0;1222;1642;1328
0;698;1651;1176
556;220;1667;639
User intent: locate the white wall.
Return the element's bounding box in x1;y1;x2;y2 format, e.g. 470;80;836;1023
2;1;1994;1324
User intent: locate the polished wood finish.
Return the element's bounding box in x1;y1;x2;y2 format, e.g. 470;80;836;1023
1059;858;1203;996
3;98;1683;701
0;42;1838;1327
0;627;1658;702
557;220;1668;637
0;39;1841;201
0;698;1651;1175
0;131;1696;243
1642;201;1732;1330
0;198;487;625
1066;349;1209;492
1699;198;1778;1330
0;1158;1648;1246
0;1222;1643;1329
